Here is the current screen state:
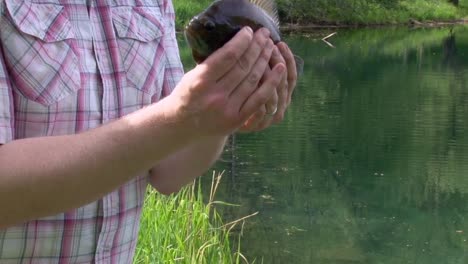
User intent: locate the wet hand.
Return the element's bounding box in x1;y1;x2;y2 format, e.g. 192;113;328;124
239;42;298;132
167;27;285;139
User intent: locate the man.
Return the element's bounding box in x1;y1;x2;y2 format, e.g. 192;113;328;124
0;0;297;263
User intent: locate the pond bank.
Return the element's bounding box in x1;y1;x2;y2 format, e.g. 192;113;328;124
173;0;468;32
280;19;468;33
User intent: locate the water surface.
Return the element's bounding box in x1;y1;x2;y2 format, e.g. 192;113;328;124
180;26;468;264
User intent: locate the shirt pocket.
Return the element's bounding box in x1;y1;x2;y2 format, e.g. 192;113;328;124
2;0;80;106
112;6;166;95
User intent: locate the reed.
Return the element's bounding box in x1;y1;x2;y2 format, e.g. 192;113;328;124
134;172;252;264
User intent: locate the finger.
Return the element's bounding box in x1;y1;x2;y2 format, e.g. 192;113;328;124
229;39;274;109
268;46;287;123
270;45;285;68
239;63;285;120
278;43;297;102
272;72;288;124
238;106;267;133
201;27;254;81
258;84;279;131
254;103;278;131
265;86;278;116
218;28;272;94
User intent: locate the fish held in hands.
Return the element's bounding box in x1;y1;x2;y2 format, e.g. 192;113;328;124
184;0;304;76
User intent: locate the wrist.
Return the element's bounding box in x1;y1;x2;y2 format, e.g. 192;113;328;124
119;97;196;158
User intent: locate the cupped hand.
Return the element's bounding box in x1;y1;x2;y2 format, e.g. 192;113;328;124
239;42;298;132
167;27;285;139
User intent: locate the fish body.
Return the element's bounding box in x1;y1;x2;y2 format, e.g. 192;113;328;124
184;0;303;75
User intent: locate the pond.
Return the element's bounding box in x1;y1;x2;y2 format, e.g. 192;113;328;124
179;25;468;264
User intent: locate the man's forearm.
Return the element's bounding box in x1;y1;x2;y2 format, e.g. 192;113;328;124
0;26;284;228
0;98;191;228
149;136;228;195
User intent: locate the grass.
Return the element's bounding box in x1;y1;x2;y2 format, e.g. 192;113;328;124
278;0;468;25
172;0;212;31
134;172;253;264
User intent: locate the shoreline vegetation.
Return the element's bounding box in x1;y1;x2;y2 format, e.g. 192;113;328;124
173;0;468;32
135;173;253;264
279;19;468;34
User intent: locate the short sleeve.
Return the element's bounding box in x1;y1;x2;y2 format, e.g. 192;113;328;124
154;0;184;101
0;41;14;144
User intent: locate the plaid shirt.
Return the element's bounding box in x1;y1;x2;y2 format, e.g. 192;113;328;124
0;0;184;263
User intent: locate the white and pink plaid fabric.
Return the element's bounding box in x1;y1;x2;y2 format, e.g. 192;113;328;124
0;0;184;263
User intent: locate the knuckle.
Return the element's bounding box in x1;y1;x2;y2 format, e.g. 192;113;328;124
248;70;262;84
261;49;272;61
237;56;251;74
187;67;200;78
258;93;270;105
193;71;212;86
189;81;205;95
224;49;239;64
206;94;226;111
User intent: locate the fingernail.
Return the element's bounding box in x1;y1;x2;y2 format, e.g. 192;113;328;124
279;44;284;53
279;42;287;52
244;26;253;35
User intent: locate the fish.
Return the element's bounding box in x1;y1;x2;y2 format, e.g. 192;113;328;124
184;0;304;76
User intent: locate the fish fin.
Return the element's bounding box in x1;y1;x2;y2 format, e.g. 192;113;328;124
294;55;304;77
249;0;280;27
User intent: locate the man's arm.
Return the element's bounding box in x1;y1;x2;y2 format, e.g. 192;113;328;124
0;27;283;228
149;136;227;195
0;99;191;228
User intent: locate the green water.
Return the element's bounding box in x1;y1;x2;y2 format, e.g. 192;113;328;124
180;25;468;264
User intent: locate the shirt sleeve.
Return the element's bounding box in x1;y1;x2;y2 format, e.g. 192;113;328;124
0;44;14;144
155;0;185;101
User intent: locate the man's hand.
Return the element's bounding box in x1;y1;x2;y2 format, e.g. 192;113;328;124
239;42;298;132
166;27;285;139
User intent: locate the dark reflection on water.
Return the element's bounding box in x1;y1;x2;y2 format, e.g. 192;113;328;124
180;25;468;264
